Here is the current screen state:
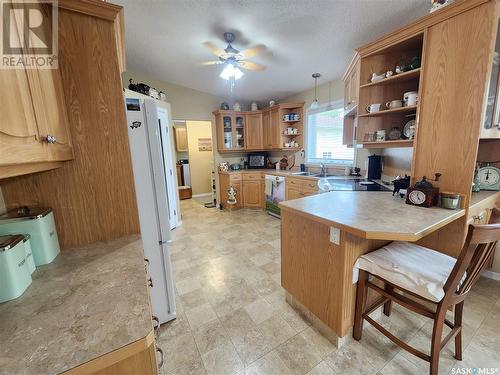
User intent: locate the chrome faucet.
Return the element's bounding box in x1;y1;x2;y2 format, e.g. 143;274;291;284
319;163;327;177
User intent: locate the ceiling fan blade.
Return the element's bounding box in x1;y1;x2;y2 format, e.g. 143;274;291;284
200;60;224;66
239;45;266;59
239;61;266;71
203;41;225;57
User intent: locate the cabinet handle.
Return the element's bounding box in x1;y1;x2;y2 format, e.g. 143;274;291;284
148;277;153;288
43;135;57;144
152;315;160;338
144;258;150;272
156;347;165;369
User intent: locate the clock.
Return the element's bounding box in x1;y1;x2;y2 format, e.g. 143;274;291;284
477;165;500;191
408;190;426;205
406;176;440;207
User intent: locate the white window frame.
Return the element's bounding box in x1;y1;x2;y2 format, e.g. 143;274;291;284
304;100;356;167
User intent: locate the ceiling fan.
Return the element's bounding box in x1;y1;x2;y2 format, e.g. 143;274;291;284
201;32;266;83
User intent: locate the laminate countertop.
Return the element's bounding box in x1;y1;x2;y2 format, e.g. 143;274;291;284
279;191;466;241
0;236;152;375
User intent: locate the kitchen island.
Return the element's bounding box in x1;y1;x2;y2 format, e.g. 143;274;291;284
0;236;157;375
279;191;466;346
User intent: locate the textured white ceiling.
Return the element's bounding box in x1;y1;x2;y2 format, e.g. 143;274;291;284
115;0;428;102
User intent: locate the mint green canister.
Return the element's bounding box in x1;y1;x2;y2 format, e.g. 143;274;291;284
22;234;36;274
0;235;32;303
0;207;60;266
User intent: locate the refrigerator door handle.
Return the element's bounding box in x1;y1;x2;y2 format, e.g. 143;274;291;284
159;240;168;245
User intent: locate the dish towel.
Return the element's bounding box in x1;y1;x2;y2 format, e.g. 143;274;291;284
264;179;273;196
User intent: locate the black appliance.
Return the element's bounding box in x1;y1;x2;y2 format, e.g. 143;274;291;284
328;178;392;192
367;154;382;180
392;175;411;196
247;152;268;169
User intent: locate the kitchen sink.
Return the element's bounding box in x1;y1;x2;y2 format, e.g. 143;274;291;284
291;172;319;176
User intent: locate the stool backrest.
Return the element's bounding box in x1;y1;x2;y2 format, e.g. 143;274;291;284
443;208;500;301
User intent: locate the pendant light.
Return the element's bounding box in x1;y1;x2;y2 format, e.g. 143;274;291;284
310;73;321;109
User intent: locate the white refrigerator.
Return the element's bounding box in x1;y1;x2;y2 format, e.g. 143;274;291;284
125;97;177;324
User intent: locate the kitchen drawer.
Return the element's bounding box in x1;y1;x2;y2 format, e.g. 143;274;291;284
230;173;242;182
286;177;301;187
242;172;261;181
300;180;319;191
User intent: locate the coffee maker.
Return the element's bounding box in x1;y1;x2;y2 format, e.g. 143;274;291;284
367;154;383;180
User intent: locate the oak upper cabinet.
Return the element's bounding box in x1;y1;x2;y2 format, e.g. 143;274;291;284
0;69;48;166
263;107;280;149
268;107;281;149
26;67;73;162
343;53;360;111
262;110;271;148
214;111;245;151
174;127;188;152
245;112;263;150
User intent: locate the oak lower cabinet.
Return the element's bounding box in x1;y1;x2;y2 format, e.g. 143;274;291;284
219;172;242;209
242;173;264;208
245;112;263;150
285;177;319;200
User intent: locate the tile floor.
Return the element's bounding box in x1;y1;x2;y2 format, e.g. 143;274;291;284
159;199;500;375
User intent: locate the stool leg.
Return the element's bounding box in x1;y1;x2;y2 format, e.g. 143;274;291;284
430;307;446;375
383;284;394;316
454;301;464;361
353;270;368;340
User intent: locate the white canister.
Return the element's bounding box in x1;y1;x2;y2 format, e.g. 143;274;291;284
376;130;386;141
403;91;418;106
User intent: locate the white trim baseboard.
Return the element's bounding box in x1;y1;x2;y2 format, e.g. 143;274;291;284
482;270;500;281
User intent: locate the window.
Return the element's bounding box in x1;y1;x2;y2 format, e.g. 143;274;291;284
305;100;355;166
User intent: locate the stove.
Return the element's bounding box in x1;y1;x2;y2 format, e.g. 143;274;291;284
326;178;392;192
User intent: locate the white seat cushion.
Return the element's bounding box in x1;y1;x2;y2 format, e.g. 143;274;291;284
353;241;458;302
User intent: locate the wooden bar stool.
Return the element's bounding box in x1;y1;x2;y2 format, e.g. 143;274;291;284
353;208;500;375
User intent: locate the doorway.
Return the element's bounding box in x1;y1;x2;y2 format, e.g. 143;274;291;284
173;120;215;206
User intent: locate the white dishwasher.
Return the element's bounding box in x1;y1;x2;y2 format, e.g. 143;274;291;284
265;175;286;218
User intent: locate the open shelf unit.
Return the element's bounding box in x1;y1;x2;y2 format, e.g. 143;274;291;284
359;68;421;88
279;103;304;150
357;33;423;150
358;140;414;148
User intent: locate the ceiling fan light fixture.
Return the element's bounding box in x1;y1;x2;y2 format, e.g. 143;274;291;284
219;63;244;81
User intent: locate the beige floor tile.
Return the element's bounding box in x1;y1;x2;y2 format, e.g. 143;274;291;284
201;342;244;375
378;354;422;375
222;308;256;338
241;351;292;375
244;298;279;324
160;332;201;373
305;361;335;375
279;305;311;333
159;313;191;340
180;288;209;310
323;341;377;375
300;327;337;359
176;276;202;295
185;303;218;329
276;335;322;375
258;315;297;348
166;358;206;375
193;320;230;355
231;326;274;365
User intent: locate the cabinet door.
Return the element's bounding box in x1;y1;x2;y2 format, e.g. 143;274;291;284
242;180;261;208
286;187;303;200
0;68;48;166
262;110;271;149
269;108;281;148
245;113;263;150
233;114;246;150
174;127;188;152
27;67;73;161
219;114;234;151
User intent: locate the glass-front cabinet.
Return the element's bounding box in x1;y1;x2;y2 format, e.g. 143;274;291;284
215;111;246;151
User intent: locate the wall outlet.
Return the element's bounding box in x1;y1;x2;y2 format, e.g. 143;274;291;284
329;227;340;245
